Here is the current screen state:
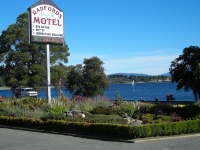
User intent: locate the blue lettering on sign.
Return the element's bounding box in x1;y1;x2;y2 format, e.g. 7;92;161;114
41;13;54;18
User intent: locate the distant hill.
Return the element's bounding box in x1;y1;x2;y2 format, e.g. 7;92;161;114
108;72;171;77
108;73;150;77
161;72;171;76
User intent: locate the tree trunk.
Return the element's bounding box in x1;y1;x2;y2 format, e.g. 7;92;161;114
193;91;197;100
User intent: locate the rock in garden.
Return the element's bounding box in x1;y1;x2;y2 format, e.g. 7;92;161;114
64;110;85;118
131;119;143;126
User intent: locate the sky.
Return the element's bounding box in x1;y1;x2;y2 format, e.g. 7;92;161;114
0;0;200;75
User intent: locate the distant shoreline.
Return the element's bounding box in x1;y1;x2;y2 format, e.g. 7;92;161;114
0;87;10;90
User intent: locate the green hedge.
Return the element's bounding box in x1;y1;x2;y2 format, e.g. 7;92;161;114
0;116;200;139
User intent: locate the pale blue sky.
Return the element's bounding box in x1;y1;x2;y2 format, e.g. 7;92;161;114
1;0;200;75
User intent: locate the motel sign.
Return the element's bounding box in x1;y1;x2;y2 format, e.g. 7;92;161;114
28;0;64;44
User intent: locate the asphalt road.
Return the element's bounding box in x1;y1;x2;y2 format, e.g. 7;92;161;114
0;127;200;150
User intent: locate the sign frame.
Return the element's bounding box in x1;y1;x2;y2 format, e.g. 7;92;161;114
28;0;64;45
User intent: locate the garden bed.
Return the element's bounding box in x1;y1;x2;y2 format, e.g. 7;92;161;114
0;97;200;139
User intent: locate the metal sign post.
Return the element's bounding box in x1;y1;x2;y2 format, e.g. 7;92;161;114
28;0;64;104
46;44;51;104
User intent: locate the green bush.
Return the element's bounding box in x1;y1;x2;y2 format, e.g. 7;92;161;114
21;97;47;109
90;106;109;115
0;111;5;116
170;112;184;122
0;116;200;139
149;104;174;115
154;115;170;124
48;105;67;115
141;114;170;124
41;113;67;121
0;102;6;111
141;113;155;124
108;102;135;117
85;114;127;124
41;112;126;124
2;105;44;119
90;102;135;117
181;104;200;119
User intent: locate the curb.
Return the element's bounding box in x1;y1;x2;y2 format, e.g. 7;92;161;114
133;133;200;143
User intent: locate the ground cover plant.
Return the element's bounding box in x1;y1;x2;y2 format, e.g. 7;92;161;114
0;96;200;125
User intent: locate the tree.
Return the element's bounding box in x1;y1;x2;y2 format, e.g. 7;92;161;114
169;46;200;100
66;57;109;97
0;13;69;90
51;63;68;97
193;64;200;100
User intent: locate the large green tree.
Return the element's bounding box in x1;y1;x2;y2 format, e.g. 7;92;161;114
0;13;69;90
193;63;200;100
66;56;109;97
169;46;200;100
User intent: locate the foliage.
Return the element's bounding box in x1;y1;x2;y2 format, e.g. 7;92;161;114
48;97;70;115
48;105;67;115
114;89;124;105
51;63;68;88
170;112;184;122
109;102;135;117
180;104;200;119
154;115;171;123
1;95;200;139
90;106;109;115
1;97;46;119
0;12;69;90
3;97;47;110
19;97;47;109
0;94;200;139
1;116;200;139
0;76;5;86
90;101;135;117
108;74;171;84
69;97;111;112
85;114;127;124
41;113;67;121
2;105;44;119
66;57;109;97
193;63;200;99
141;113;171;124
141;113;155;124
148;103;174;115
169;46;200;100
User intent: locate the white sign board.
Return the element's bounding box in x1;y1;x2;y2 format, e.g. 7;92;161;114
28;4;64;44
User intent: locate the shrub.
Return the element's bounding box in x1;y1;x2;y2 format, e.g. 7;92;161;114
2;105;44;119
86;114;127;124
108;102;135;117
1;116;200;139
149;104;174;115
0;101;6;111
141;113;170;124
70;97;111;112
154;115;170;124
21;97;47;109
181;104;200;119
41;113;67;121
90;106;109;114
141;113;155;124
170;112;184;122
48;98;71;115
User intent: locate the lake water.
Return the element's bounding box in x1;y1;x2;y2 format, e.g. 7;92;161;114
0;82;195;102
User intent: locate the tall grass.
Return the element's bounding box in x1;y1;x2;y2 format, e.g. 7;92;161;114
70;97;112;112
